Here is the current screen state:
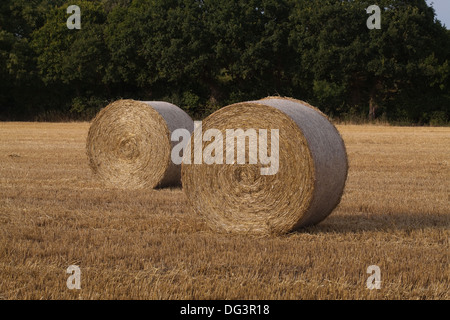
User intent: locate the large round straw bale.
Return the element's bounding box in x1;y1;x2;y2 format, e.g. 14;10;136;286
181;97;348;235
87;99;194;189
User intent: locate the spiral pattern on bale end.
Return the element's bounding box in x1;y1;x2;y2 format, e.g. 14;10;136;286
86;99;194;189
181;97;348;235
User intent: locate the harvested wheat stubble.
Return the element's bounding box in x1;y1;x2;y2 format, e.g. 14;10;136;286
181;97;348;235
86;99;194;189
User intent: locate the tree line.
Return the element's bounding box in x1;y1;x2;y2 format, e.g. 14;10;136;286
1;0;449;124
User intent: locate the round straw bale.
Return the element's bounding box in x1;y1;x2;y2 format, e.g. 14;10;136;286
181;97;348;235
86;99;194;189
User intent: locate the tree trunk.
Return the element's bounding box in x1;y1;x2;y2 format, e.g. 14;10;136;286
208;81;221;106
368;86;378;121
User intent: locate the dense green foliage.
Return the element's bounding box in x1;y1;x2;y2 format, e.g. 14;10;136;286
1;0;449;123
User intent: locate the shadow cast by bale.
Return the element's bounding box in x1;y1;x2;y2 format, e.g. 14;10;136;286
296;211;449;235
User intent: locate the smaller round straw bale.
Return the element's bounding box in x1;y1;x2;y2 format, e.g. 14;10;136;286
86;99;194;189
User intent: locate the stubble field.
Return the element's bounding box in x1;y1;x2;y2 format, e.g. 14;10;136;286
0;122;448;300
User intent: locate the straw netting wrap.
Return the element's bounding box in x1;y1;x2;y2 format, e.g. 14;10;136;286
181;97;348;235
87;99;194;189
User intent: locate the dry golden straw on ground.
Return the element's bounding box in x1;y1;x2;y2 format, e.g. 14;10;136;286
1;123;448;299
182;97;348;235
86;99;194;189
